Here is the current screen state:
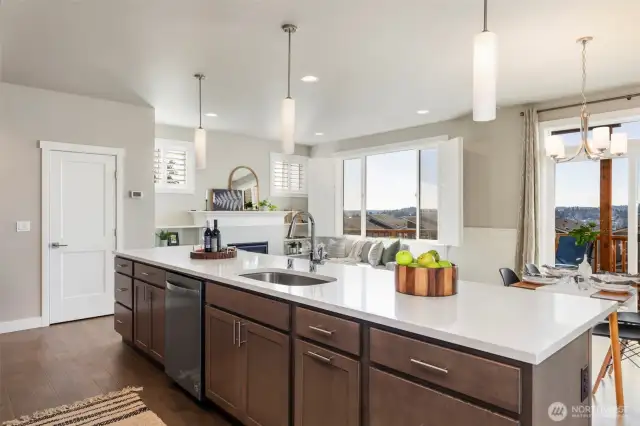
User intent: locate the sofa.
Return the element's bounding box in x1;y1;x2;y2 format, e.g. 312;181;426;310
316;237;408;271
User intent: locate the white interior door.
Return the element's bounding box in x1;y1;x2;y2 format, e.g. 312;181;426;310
48;151;116;324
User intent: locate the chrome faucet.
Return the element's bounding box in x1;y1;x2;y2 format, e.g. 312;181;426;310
287;211;322;271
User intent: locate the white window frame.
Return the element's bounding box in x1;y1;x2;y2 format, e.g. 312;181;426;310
270;152;309;197
334;135;462;245
538;107;640;266
154;138;196;194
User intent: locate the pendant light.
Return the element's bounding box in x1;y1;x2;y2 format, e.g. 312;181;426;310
194;73;207;169
473;0;498;122
281;24;297;155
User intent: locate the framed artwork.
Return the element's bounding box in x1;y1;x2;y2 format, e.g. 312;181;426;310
167;232;180;246
212;189;244;211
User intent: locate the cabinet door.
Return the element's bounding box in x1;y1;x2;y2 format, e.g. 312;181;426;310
369;368;518;426
149;286;165;364
133;280;150;351
205;306;244;420
243;320;290;426
295;340;360;426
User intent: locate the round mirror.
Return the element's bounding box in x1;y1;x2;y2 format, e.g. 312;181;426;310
228;166;259;208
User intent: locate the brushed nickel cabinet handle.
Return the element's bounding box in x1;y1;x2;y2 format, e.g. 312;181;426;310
237;322;246;347
116;320;123;324
116;288;128;292
410;358;449;374
308;325;334;336
307;351;333;364
232;320;237;345
140;272;150;276
116;263;128;268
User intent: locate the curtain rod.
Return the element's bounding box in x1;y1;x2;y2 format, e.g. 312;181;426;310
519;92;640;116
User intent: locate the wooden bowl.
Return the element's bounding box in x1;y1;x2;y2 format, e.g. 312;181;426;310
395;264;458;297
190;249;237;260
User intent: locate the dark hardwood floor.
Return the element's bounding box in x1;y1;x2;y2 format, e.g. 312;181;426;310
0;316;232;425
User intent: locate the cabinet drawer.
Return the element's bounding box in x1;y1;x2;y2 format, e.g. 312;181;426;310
114;273;132;309
134;263;166;288
114;303;133;343
370;367;518;426
370;328;521;413
206;282;290;331
295;307;360;355
114;257;133;276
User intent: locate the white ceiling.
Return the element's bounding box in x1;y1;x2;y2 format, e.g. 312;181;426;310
1;0;638;144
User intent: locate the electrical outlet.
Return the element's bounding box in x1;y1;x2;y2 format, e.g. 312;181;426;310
581;365;589;402
16;221;31;232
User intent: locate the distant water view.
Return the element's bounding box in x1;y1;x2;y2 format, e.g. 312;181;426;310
555;205;630;233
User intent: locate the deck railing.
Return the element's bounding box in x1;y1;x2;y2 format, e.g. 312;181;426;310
555;233;628;273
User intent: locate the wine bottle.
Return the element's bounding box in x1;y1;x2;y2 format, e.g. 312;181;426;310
213;220;221;252
204;220;213;253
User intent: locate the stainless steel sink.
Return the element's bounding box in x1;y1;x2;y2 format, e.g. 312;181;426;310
239;270;336;286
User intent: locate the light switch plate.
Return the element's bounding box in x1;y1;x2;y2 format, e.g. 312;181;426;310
17;221;31;232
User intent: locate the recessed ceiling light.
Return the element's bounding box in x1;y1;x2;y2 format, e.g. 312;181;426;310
417;110;430;115
315;132;324;136
205;113;218;117
301;76;319;83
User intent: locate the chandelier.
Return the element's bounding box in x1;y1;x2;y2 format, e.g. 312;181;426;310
544;37;628;162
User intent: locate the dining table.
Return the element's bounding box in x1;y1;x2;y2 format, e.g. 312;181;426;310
512;277;639;414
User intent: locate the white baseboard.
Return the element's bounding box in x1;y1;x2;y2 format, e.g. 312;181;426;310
0;317;45;334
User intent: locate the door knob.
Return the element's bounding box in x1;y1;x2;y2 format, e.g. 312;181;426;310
51;242;69;248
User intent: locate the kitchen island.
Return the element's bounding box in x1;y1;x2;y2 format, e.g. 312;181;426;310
113;246;617;426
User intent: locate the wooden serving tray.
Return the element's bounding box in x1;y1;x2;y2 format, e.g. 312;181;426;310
395;265;458;297
190;249;237;260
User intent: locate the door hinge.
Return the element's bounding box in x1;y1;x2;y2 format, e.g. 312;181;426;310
114;229;117;237
114;171;118;180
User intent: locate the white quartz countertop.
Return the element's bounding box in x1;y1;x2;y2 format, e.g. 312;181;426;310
115;246;618;364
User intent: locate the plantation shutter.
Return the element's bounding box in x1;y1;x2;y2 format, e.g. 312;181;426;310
153;148;163;184
154;139;196;194
270;153;308;196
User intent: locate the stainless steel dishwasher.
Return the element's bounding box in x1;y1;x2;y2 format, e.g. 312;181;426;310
164;272;204;401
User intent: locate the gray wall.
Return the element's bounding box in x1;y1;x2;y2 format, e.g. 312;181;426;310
0;82;155;323
312;106;525;230
155;124;311;226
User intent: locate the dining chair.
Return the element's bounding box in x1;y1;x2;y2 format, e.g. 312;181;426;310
499;268;520;286
592;312;640;395
524;263;541;276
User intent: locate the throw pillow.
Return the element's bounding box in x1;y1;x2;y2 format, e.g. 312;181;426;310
360;241;373;263
381;240;401;264
347;239;366;260
368;241;385;267
326;238;347;258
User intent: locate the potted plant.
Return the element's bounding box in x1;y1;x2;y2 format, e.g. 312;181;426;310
244;201;255;211
258;200;272;211
568;221;599;275
156;229;170;247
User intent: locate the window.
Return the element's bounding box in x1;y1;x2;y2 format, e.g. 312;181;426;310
270;153;308;197
343;159;362;235
154;139;195;194
339;139;462;243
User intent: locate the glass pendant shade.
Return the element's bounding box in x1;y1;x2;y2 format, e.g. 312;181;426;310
281;97;296;155
545;135;565;158
591;127;610;151
473;31;498;122
195;127;207;169
610;133;628;155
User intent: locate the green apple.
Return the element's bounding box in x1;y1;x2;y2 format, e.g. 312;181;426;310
427;250;440;262
438;260;453;268
395;250;414;266
426;262;442;268
416;252;435;267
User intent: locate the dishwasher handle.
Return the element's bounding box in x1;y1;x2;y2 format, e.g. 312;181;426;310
166;281;201;295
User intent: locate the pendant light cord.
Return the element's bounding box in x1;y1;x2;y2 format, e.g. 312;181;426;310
581;40;588;111
198;76;203;129
483;0;488;32
287;30;292;99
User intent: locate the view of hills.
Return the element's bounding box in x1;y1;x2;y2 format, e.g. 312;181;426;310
555;205;629;232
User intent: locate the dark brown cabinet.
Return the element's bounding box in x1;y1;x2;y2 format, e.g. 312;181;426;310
294;339;360;426
133;279;165;364
369;367;518;426
205;306;290;426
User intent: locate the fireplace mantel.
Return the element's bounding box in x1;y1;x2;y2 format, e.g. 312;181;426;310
188;210;289;227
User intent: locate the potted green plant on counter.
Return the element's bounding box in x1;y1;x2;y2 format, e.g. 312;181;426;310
156;229;170;247
258;200;278;211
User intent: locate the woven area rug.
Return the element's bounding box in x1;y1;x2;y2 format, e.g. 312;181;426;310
2;387;165;426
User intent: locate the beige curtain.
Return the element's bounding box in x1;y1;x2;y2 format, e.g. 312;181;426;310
515;108;539;276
